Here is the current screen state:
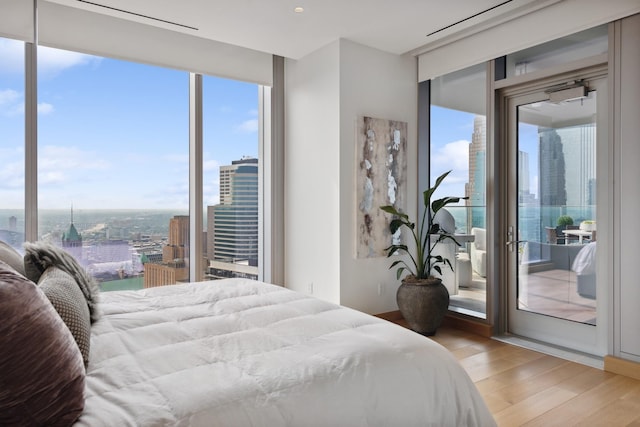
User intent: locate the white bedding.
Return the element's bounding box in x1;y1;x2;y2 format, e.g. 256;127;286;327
75;278;495;427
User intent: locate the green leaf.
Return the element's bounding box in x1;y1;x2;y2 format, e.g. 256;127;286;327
389;219;406;234
380;205;409;222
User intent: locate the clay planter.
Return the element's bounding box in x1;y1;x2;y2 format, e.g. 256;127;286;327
396;277;449;336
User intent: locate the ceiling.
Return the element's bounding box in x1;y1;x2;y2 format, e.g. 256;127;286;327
47;0;553;59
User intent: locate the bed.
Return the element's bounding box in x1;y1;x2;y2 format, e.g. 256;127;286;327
0;242;495;427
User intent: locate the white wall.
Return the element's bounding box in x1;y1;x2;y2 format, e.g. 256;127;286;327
285;40;417;313
284;41;341;303
337;40;417;313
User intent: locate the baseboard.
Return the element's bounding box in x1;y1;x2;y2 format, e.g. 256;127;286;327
375;310;493;338
442;314;493;338
604;355;640;380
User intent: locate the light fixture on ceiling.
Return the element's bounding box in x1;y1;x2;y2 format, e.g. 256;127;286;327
294;6;304;13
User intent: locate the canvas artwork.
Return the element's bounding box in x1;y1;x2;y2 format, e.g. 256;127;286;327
356;116;407;258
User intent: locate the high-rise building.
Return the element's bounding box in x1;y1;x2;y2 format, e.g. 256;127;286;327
538;128;567;207
467;115;487;229
207;157;258;279
144;215;189;288
559;124;596;207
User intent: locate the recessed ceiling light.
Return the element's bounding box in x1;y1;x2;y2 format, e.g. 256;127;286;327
294;6;304;13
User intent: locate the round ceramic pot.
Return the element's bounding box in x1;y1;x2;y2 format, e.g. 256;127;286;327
396;277;450;336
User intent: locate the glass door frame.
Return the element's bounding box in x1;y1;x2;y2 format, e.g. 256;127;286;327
497;61;610;356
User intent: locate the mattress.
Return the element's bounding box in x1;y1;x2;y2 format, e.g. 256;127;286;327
75;278;495;426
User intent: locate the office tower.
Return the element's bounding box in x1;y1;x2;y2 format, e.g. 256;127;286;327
559;124;596;207
538;128;567;207
144;215;189;288
208;157;258;279
467;115;487;229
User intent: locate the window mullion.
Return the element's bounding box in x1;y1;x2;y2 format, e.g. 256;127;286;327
189;73;204;282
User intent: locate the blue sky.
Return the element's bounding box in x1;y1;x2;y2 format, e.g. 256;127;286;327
0;37;258;210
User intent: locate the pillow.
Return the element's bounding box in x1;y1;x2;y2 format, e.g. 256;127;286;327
23;241;100;323
0;261;85;426
39;266;92;367
0;240;26;277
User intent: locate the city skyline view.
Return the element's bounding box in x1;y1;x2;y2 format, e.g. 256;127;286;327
0;37;259;210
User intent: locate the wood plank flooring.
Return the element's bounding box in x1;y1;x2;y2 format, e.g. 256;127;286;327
400;323;640;426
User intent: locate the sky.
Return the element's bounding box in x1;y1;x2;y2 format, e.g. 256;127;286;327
430;106;539;203
0;37;259;211
1;36;540;212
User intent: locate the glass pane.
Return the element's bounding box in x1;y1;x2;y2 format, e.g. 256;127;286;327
431;63;487;318
203;76;259;280
0;37;25;251
506;25;607;78
37;47;189;291
517;91;597;325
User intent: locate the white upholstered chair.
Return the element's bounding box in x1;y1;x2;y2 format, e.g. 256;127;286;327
431;209;458;295
470;227;487;278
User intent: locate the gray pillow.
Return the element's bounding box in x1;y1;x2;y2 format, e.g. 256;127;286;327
0;240;26;277
39;266;92;367
0;261;85;426
23;241;100;323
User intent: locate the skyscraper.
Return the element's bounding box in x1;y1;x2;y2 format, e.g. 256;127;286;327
467;115;487;229
144;215;189;287
538;128;567;207
207;157;258;279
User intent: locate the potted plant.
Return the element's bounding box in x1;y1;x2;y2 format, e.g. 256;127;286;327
556;214;574;240
557;215;574;228
380;170;467;335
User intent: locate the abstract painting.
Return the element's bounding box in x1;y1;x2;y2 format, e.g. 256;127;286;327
356;116;407;258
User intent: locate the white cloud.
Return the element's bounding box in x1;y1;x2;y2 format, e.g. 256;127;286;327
203;159;220;172
432;139;470;177
38;102;54;115
0;40;101;77
237;118;258;133
38;46;102;78
0;39;25;74
0;89;20;106
39;145;111;183
39;171;66;185
0;160;25;189
0;89;23;117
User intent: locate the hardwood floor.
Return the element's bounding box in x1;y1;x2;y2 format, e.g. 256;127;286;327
403;323;640;426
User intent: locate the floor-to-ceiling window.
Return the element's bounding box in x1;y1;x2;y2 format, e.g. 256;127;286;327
0;40;267;292
430;63;488;319
37;46;190;291
0;37;25;250
203;76;260;281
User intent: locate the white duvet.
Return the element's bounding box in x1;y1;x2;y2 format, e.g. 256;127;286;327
75;278;495;427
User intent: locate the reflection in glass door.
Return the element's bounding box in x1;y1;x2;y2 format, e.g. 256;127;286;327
506;75;606;355
517;91;597;324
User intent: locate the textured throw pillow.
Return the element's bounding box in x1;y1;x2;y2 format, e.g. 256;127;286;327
23;241;100;323
0;261;85;426
0;240;26;277
39;266;92;367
